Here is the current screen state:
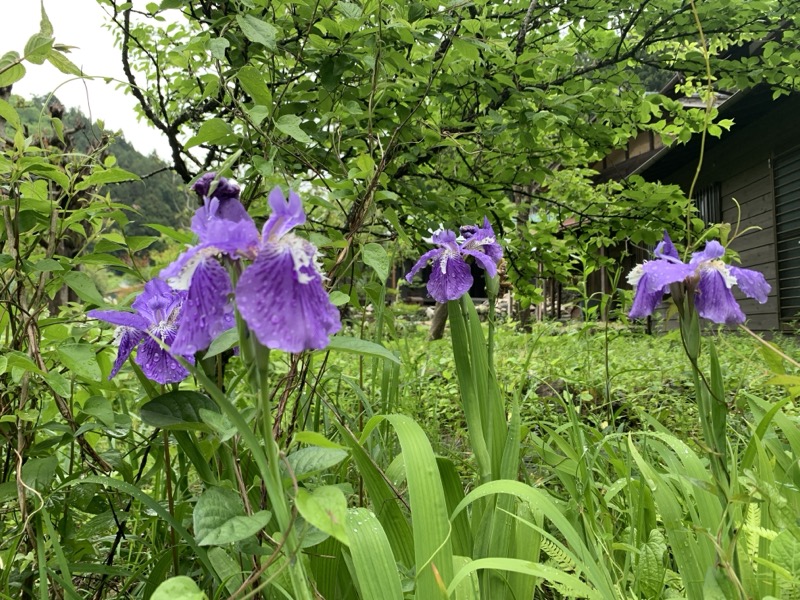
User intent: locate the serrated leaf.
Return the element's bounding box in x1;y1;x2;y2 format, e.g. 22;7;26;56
151;576;207;600
140;391;220;430
295;486;349;545
47;50;82;76
193;487;271;546
362;243;389;281
0;51;26;87
286;447;348;479
39;2;54;37
323;336;400;364
24;32;53;65
57;343;102;381
274;114;312;144
236;14;277;50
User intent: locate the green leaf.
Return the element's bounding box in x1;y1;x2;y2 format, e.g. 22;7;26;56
39;2;54;36
203;328;238;359
0;51;26;87
295;486;349;545
0;99;21;130
207;37;230;60
22;456;58;493
24;33;53;65
286;447;348;480
185;118;235;149
237;65;272;106
323;336;400;364
57;343;102;381
236;14;278;50
274;114;312;144
151;576;207;600
145;223;196;245
75;167;140;191
47;50;82;76
346;508;404;600
193;486;271;546
362;243;389;281
328;290;349;306
64;271;106;306
81;396;116;429
140;391;221;430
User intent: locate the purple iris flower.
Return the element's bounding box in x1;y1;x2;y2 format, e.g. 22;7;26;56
161;174;259;354
628;232;771;325
406;218;503;303
87;279;194;384
235;187;341;352
161;179;341;354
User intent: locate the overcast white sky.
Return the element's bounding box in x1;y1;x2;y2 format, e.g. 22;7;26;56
5;0;173;159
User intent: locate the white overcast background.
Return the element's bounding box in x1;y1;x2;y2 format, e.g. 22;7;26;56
5;0;173;159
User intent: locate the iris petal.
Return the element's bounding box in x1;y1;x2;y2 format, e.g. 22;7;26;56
172;258;234;355
729;266;771;303
109;327;146;379
427;255;473;302
136;334;193;384
236;250;341;352
695;269;746;325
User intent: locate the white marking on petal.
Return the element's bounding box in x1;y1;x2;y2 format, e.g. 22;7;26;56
166;247;220;290
701;259;737;289
281;233;320;285
627;263;645;287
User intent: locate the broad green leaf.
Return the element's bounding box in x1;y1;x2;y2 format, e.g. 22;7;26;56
274;114;312;144
57;343;102;381
203;328;238;359
64;271;106;306
151;576;207;600
39;2;54;36
324;336;400;364
0;51;25;87
185;118;235;149
237;65;272;106
194;486;271;546
295;486;349;545
207;37;229;59
328;291;349;306
24;32;53;64
286;447;348;479
22;456;58;493
75;167;140;191
362;243;390;281
140;391;220;430
0;99;20;130
81;396;115;429
236;14;277;50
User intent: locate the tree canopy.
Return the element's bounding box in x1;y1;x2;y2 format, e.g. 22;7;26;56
100;0;800;298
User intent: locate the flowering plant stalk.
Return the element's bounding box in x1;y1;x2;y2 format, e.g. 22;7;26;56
629;231;772;594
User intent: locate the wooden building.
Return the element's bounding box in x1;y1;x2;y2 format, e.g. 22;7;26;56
595;86;800;331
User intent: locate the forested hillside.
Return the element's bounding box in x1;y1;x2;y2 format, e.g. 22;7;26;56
16;94;189;236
